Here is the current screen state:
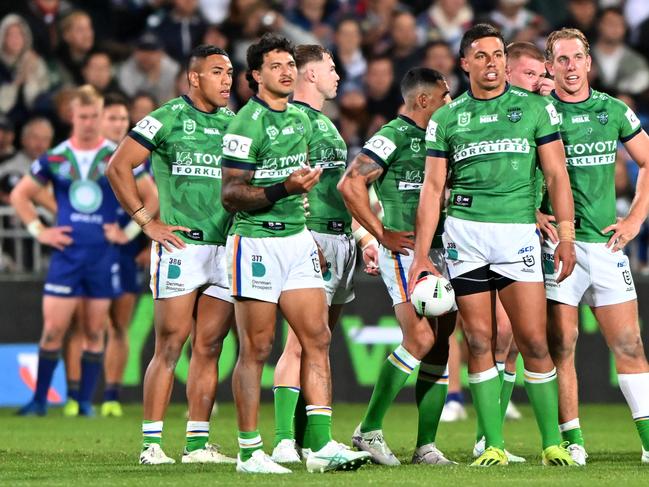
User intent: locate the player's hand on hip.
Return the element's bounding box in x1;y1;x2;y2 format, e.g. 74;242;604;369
103;223;129;245
142;219;190;252
554;240;576;283
379;228;414;255
536;210;558;244
407;255;442;295
38;225;73;251
603;217;640;253
362;239;380;276
285;167;322;194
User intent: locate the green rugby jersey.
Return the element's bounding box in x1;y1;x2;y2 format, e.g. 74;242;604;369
292;101;350;235
221;96;312;238
426;84;561;224
129;95;234;245
362;114;444;247
541;89;642;243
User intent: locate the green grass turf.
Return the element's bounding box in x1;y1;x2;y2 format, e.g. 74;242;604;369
0;403;647;486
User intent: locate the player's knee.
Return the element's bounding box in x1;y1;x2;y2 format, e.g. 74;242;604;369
240;336;274;364
156;335;186;367
548;328;578;360
464;330;492;357
41;329;64;347
192;336;225;360
518;337;550;362
301;325;331;353
405;326;435;358
610;332;646;363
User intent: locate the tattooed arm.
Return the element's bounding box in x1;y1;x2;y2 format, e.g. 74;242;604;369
221;165;322;213
338;153;413;255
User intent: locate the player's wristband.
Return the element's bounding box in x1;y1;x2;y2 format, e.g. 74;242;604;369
352;226;369;244
264;182;289;203
557;220;575;242
123;220;142;241
26;219;45;238
132;206;153;227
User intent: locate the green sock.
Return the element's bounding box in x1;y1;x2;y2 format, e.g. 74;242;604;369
635;419;649;451
475;363;504;442
185;421;209;452
415;364;448;447
305;406;332;452
238;430;263;461
272;386;300;447
361;345;420;433
142;420;163;449
468;367;504;449
500;370;516;423
294;393;308;448
524;368;562;448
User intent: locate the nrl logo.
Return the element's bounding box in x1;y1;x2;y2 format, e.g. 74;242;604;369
266;125;279;139
457;112;471;127
316;119;328;132
507;107;522;123
597;112;608;125
183;119;196;135
410;138;421;153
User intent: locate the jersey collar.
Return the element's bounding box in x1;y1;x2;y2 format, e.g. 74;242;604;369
252;95;287;113
181;94;220;114
398;114;425;131
550;88;592;104
292;100;320;113
467;82;510;101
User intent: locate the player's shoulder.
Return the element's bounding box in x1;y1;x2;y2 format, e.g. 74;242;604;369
150;96;187;120
590;89;627;114
442;91;470;113
287;102;311;123
508;86;547;108
218;106;236;118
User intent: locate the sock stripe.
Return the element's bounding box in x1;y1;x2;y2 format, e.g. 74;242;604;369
503;371;516;383
306;405;332;416
468;366;499;384
418;364;449;384
634;416;649;422
496;361;505;372
272;385;300;393
238;436;263;448
524;368;557;384
559;418;581;432
388;352;414;373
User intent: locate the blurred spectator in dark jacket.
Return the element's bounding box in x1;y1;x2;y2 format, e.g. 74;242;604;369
486;0;547;44
56;10;95;86
81;50;122;95
417;0;474;54
386;10;424;84
0;116;16;163
21;0;74;58
285;0;337;47
592;8;649;96
149;0;208;64
331;17;367;94
360;0;399;56
118;32;180;103
555;0;598;43
364;56;402;137
0;14;50;123
422;40;468;98
0;117;53;183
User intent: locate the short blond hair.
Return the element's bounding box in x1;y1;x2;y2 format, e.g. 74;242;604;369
71;84;104;107
545;28;590;61
507;41;544;63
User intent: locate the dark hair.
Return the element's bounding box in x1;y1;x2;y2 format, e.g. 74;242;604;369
187;44;229;70
459;23;505;58
294;44;332;69
400;68;445;98
597;6;624;22
424;40;452;53
82;49;112;68
245;33;295;91
103;92;129;109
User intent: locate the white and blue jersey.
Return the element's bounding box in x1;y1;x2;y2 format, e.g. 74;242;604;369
30;138;121;298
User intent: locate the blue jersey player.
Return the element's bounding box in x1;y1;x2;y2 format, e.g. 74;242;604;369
11;85;125;416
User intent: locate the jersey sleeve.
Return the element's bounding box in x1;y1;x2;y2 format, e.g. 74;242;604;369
221;113;260;171
425;109;449;159
29;155;51;186
534;98;562;146
128;106;172;152
360;126;399;169
616;99;643;143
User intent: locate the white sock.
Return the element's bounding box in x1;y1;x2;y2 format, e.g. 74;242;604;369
618;372;649;420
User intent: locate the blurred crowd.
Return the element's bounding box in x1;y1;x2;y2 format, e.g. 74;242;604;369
0;0;649;271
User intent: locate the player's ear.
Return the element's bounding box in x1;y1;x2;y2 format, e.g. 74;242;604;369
585;55;591;73
545;60;554;77
460;57;469;74
252;69;262;86
188;70;200;88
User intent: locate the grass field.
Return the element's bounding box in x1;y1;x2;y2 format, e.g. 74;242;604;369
1;403;647;486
